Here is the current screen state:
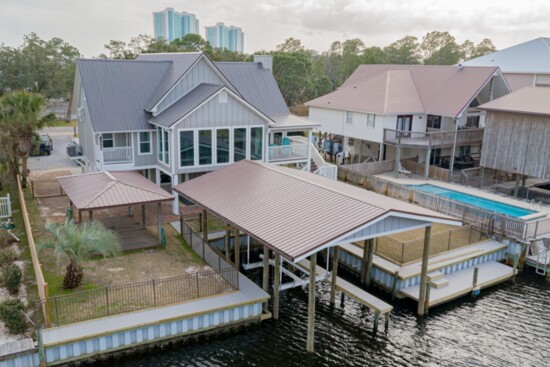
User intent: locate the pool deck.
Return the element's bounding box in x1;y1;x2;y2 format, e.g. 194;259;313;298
376;173;550;216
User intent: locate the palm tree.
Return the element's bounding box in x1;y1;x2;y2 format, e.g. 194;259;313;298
0;91;55;187
39;219;121;289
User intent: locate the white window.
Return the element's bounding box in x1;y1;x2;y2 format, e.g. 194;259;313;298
138;132;151;154
366;114;375;128
346;111;353;124
157;127;170;165
102;133;113;148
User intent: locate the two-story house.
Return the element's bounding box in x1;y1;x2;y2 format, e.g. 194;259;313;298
306;64;511;177
72;53;332;213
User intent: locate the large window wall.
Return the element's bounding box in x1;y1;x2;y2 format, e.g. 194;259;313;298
178;126;264;168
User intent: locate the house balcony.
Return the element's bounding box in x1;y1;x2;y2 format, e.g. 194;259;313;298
268;138;309;163
102;146;133;165
383;128;484;149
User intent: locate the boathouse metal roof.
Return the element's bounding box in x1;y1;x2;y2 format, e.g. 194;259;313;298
173;160;460;262
479;87;550;116
58;171;173;210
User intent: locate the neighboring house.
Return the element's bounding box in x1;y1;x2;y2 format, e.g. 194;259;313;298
463;37;550;91
479;87;550;183
306;64;511;177
72;52;325;213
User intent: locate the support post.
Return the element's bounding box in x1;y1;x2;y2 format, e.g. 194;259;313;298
366;238;374;287
513;174;521;198
384;313;390;331
202;209;208;258
391;271;399;301
78;210;82;223
472;266;479;293
306;253;316;353
424;282;431;314
449;119;458;182
394;145;401;178
330;246;339;305
425;149;432;179
234;228;240;270
225;226;231;262
88;210;93;221
306;130;312;172
373;311;380;333
479;167;485;188
360;239;368;284
262;246;270;313
141;204;146;228
157;202;162;244
273;253;280;320
417;225;432;316
172;174;180;215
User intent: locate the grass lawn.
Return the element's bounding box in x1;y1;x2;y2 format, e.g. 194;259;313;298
48;119;77;127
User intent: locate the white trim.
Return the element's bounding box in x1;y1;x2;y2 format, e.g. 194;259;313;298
157;127;171;168
138;131;152;155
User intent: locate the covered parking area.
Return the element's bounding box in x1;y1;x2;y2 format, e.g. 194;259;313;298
173;160;461;352
57;171;174;250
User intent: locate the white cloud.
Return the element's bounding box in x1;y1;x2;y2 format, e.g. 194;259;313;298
0;0;548;57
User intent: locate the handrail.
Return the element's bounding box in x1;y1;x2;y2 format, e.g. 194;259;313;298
383;128;484;148
103;146;133;164
310;143;337;180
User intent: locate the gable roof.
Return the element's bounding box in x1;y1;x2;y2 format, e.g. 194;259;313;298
306;65;499;117
215;62;289;116
149;83;223;127
173;160;459;262
463;38;550;74
58;171;173;210
77;59;171;132
479;87;550;117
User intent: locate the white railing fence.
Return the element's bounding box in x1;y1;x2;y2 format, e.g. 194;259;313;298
310;143;337;180
268;143;308;162
0;194;11;219
103;146;133;164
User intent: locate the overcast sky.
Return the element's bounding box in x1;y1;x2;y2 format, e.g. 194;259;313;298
1;0;549;57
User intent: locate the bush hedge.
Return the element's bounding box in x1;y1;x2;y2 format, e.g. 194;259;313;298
0;248;19;267
2;264;22;294
0;299;27;334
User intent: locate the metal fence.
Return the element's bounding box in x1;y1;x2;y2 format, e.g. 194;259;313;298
29;178;65;198
35;268;237;327
0;194;11;218
375;225;485;265
180;214;240;289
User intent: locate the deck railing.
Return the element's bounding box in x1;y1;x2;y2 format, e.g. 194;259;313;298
383;128;484;148
310;143;338;180
103;146;133;164
268;142;308;162
35;268;238;327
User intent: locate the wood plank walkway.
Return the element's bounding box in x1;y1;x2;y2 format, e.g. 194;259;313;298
98;216;158;251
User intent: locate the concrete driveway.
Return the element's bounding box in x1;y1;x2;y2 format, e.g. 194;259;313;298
28;127;82;174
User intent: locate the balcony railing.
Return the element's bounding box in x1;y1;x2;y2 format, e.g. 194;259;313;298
103;146;133;164
383;128;484;148
268;142;308;162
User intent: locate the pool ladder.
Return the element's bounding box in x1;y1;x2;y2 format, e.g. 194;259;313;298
533;240;548;276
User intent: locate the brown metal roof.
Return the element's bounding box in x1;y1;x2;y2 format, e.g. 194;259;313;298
173;160;459;262
58;171;174;210
306;65;499;117
478;87;550;116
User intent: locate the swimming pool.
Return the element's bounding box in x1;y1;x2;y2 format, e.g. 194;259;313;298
411;184;535;218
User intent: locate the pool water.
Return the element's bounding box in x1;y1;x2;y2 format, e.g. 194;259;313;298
412;184;535;218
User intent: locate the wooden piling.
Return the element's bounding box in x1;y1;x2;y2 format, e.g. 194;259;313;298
360;239;368;284
424;282;431;314
306;253;316;353
262;246;270;313
384;313;390;331
330;246;339;305
273;253;280;320
366;238;374;287
417;226;432;316
373;311;380;333
224;226;231;263
391;271;399;301
141;204;146;228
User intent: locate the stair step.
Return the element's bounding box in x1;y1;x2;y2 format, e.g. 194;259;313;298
430;277;449;289
428;271;444;280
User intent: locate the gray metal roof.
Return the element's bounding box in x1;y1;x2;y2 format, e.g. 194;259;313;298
149;84;223;127
174;160;459;262
77;59;170;132
136;53;203;111
215;62;289;116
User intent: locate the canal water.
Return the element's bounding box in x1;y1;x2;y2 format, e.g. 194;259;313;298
109;270;549;367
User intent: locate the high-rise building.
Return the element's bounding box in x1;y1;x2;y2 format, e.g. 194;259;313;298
153;8;200;43
205;23;244;53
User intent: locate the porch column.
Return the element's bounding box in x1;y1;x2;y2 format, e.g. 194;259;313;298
417;225;432;316
88;210;93;222
141;204;146;228
306;130;312;172
306;253;317;353
425;149;432;179
366;238;375;287
157;202;162;244
262;246;270;313
273;253;281;320
379;144;385;161
394;146;401;178
330;246;339;305
513;174;521;198
172;174;180;215
234;228;241;270
78;210;82;223
155;168;161;186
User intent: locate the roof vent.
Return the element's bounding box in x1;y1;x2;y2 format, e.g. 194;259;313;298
456;63;464;71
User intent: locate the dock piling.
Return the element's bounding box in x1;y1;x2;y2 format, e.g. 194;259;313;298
366;239;374;287
273;253;280;320
330;246;339;305
306;254;317;352
472;266;480;296
384;313;390;331
417;225;432;316
373;310;380;333
391;271;399;301
262;246;270;313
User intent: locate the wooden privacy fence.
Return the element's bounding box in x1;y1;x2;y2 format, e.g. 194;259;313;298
374;226;485;265
17;176;49;323
29;177;65;198
35;268;238;327
402;160;450;181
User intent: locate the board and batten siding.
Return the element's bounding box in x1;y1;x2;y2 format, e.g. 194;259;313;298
480;111;550;179
155;58;226;114
133;131;157;167
309;107;384;142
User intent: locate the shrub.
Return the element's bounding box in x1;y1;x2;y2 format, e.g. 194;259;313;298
0;299;27;334
0;229;11;249
2;264;22;294
0;248;19;267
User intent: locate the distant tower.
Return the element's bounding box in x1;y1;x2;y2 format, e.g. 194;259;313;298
153;8;200;43
205;22;244;52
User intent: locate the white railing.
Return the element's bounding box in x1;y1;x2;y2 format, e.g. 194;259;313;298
268;142;308;162
0;194;11;219
103;146;133;164
311;143;338;180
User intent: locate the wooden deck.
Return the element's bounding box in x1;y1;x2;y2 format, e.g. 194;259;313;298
98;216;158;251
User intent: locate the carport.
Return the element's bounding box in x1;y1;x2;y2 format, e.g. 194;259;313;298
173;160;461;352
57;171;174;250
